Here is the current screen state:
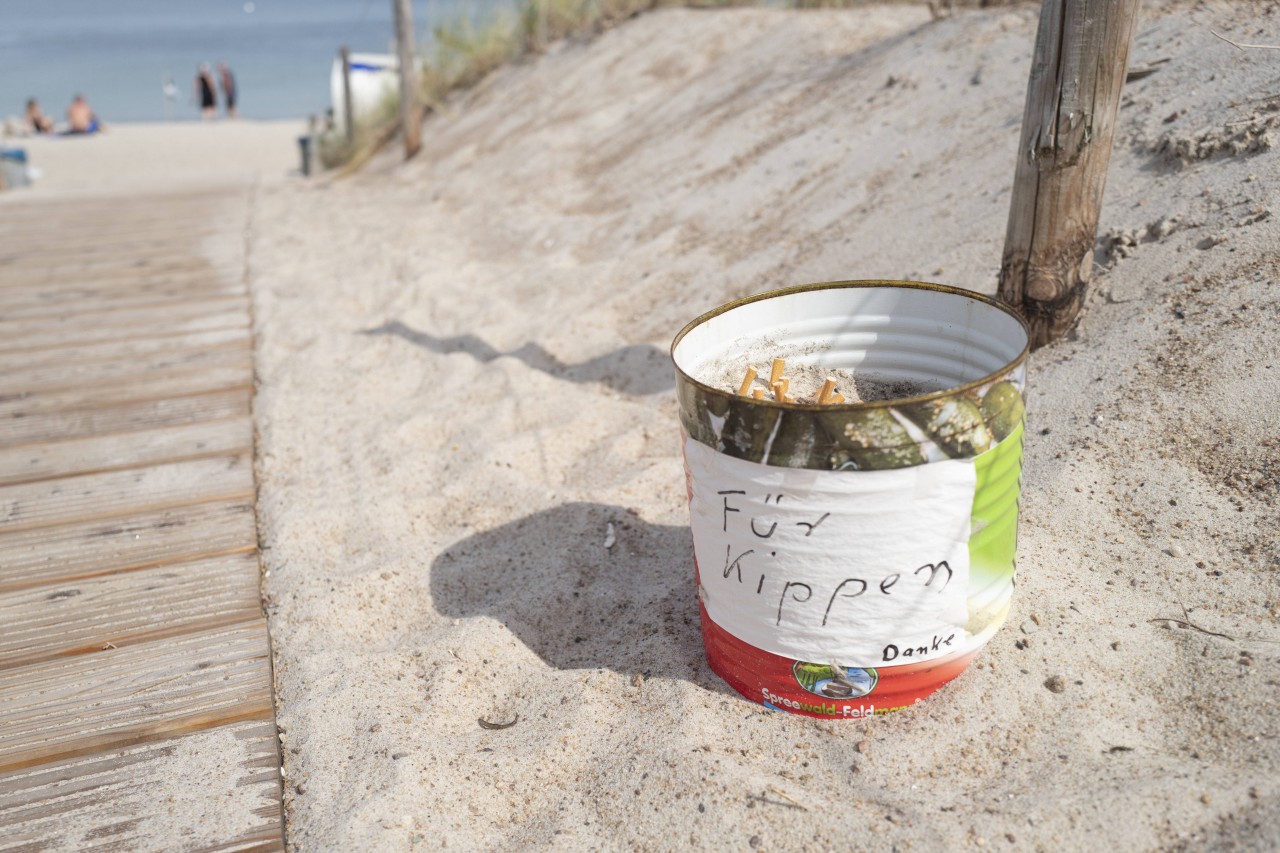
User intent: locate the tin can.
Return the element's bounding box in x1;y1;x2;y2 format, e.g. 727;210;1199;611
671;281;1029;717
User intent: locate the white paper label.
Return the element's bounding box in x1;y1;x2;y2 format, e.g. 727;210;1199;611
684;436;976;667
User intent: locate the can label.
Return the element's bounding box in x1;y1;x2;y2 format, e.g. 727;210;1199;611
684;421;1024;716
685;435;974;667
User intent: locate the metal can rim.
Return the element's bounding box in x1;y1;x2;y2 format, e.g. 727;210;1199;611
669;279;1031;412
